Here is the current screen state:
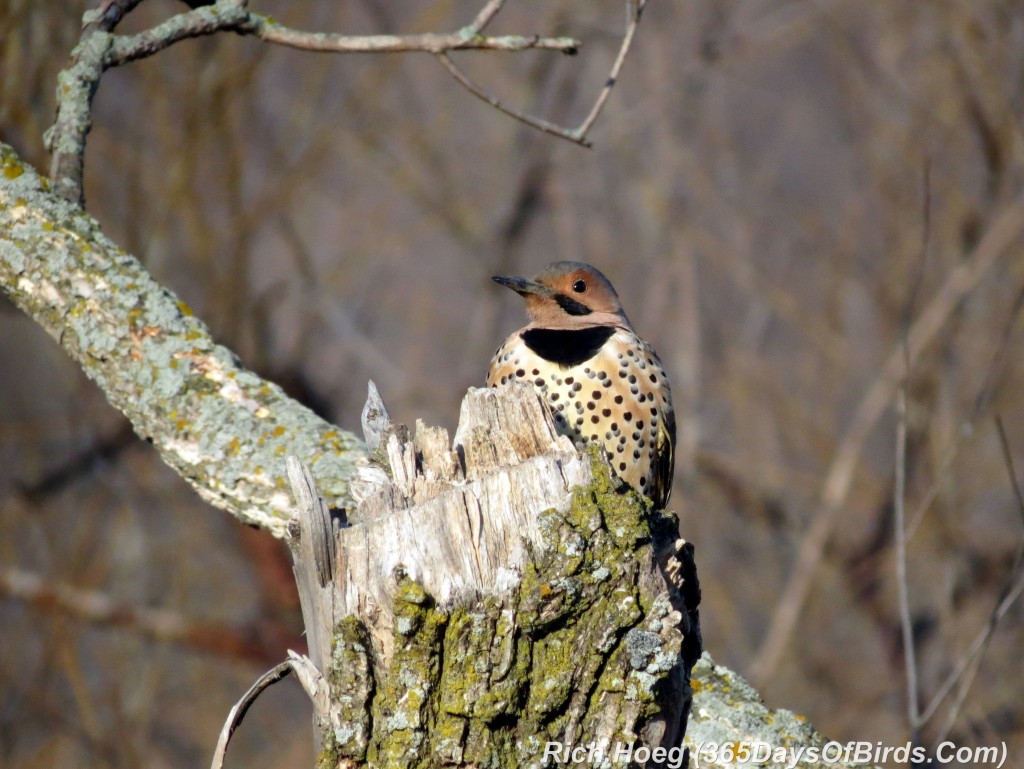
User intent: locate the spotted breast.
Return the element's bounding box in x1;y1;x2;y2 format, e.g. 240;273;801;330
487;262;675;508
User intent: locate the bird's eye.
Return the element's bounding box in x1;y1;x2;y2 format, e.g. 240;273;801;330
572;279;587;293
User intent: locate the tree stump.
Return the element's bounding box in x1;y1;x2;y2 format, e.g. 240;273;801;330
285;381;701;768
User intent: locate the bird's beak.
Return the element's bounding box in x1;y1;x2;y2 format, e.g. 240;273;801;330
492;275;555;298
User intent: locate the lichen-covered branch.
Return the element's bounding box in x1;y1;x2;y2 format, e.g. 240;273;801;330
686;655;882;769
0;141;364;537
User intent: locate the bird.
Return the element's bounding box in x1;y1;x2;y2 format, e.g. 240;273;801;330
487;261;675;508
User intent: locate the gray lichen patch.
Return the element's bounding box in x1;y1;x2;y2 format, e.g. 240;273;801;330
686;654;881;769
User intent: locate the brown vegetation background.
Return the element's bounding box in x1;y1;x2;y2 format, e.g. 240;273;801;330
2;1;1024;767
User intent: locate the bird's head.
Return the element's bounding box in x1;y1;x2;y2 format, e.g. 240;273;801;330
492;261;631;330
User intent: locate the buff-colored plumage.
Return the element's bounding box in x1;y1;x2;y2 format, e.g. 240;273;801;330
487;262;675;508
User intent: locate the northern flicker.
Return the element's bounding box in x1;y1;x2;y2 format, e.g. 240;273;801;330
487;261;675;508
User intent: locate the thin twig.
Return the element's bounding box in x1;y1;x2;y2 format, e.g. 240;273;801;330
895;385;920;727
435;53;592;147
466;0;505;34
896;162;930;732
917;434;1024;733
918;417;1024;731
906;283;1024;540
436;0;648;148
575;0;647;138
210;661;294;769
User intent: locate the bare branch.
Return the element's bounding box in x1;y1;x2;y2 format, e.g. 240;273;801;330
210;660;294;769
897;163;930;732
437;0;649;149
467;0;505;33
895;384;920;728
575;0;647;138
249;14;577;55
436;53;593;148
45;0;581;203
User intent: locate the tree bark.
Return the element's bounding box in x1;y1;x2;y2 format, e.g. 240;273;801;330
284;382;701;768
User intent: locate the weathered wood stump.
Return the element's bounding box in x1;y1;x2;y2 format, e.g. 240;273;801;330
286;381;701;768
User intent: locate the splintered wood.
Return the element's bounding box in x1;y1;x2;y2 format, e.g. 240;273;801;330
320;381;596;662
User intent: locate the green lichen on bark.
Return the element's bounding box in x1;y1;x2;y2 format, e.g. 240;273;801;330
367;577;449;769
320;449;696;768
322;616;374;764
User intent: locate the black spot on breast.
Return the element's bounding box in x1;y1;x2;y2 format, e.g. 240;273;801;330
521;327;615;366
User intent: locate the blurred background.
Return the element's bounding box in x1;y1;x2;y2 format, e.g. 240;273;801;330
3;1;1024;766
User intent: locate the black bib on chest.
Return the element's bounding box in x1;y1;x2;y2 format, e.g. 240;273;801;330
520;326;616;367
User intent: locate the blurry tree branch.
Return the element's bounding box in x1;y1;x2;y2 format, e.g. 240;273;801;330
750;191;1024;685
922;417;1024;739
45;0;584;205
0;565;298;664
0;141;363;537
